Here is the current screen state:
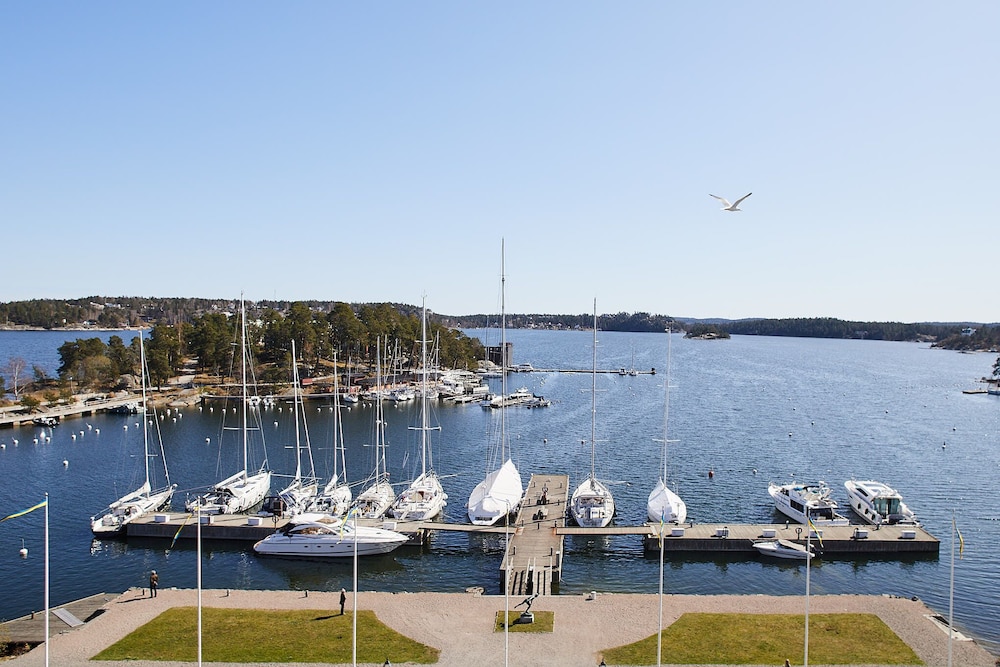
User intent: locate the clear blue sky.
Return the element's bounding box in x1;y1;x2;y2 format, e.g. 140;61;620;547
3;3;996;323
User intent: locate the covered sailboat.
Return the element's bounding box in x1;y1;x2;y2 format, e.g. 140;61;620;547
468;242;523;525
647;328;686;525
570;301;615;528
91;335;176;535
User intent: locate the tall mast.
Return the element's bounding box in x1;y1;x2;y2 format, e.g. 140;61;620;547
662;327;672;482
291;340;302;483
591;299;597;482
241;295;249;481
140;333;151;491
420;298;429;476
500;239;507;462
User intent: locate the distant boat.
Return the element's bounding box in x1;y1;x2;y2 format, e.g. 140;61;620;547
570;301;615;529
647;328;686;525
844;479;918;526
753;538;814;560
253;518;408;558
91;336;175;535
468;242;523;526
768;481;850;526
390;299;448;521
186;296;271;515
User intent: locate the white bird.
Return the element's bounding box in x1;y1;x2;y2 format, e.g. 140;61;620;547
710;192;752;211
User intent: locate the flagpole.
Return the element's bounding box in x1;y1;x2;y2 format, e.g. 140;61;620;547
804;525;810;667
44;492;50;667
197;507;202;667
352;513;358;667
657;519;664;667
948;514;955;667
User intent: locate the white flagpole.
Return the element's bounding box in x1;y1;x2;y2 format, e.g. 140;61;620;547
947;515;955;667
657;520;664;667
804;527;811;667
44;493;49;667
504;501;511;667
197;507;203;667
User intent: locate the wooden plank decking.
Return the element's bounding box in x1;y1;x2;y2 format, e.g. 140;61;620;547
500;474;568;597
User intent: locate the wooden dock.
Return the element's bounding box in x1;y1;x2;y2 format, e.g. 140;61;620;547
0;396;142;429
0;592;118;644
499;474;568;597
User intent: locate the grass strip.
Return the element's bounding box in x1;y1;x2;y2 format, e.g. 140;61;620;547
493;610;555;633
93;607;439;663
602;612;922;665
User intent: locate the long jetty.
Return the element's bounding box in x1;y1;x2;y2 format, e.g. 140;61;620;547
0;396;141;429
500;474;568;596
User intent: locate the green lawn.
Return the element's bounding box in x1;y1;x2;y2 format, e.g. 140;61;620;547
93;607;440;663
602;613;922;665
494;610;555;633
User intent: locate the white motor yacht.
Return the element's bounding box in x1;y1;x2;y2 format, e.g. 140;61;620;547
844;480;919;526
768;481;850;526
253;519;408;558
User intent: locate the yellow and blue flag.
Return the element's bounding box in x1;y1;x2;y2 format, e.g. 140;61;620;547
167;513;194;551
807;517;824;547
1;499;47;523
954;518;964;559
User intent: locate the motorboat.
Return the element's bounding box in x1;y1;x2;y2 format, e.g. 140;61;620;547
467;241;523;526
187;297;271;515
753;538;814;560
570;301;615;528
768;481;850;526
844;480;919;526
253;519;408;558
647;328;686;525
485;386;537;409
390;300;447;521
92;336;175;536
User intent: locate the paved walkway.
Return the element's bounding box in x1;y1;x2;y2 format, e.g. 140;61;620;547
5;588;995;666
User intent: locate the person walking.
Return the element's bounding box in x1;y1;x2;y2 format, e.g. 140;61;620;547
149;570;159;598
339;588;347;615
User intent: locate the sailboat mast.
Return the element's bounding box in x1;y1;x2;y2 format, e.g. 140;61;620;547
591;299;598;481
662;327;672;482
140;333;151;491
241;295;249;482
376;337;385;481
420;298;429;476
332;350;343;485
500;240;507;463
291;340;302;483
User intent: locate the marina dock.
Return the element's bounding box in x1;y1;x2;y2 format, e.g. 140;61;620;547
0;396;143;429
499;474;569;596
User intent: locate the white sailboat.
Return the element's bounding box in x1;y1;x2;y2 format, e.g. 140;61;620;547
647;328;687;525
91;336;176;535
276;340;319;517
467;242;523;525
305;350;353;518
353;338;395;519
390;299;448;520
187;296;271;515
570;301;615;528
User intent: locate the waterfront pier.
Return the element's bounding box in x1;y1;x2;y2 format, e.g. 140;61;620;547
499;474;569;596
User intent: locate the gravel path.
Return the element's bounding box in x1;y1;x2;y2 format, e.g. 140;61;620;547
7;588;995;666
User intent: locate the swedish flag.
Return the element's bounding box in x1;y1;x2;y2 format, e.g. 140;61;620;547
1;499;47;523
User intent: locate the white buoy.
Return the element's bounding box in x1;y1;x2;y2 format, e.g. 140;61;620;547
46;437;51;443
87;424;92;430
135;423;140;428
12;439;18;446
33;438;38;444
71;434;76;440
166;408;171;416
20;541;28;558
1;444;6;450
124;425;128;430
63;460;68;467
205;437;211;443
172;418;176;423
79;430;85;437
274;421;279;427
95;429;99;435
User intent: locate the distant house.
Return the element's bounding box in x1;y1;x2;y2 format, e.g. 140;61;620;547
961;327;976;337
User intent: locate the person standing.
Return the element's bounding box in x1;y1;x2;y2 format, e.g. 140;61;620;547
340;588;347;615
149;570;159;598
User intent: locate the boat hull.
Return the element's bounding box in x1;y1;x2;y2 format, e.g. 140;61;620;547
768;481;850;526
844;480;918;526
754;539;814;560
253;522;408;558
571;477;615;528
647;479;687;525
468;459;523;525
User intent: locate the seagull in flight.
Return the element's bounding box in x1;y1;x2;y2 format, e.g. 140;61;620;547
710;192;752;211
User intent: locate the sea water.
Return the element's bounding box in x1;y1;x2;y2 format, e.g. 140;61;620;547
0;329;997;653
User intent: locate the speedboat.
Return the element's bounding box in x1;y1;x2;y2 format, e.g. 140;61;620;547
844;480;919;526
754;538;814;560
768;481;850;526
252;519;408;558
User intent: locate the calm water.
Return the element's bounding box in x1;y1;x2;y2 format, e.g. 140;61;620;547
1;329;998;653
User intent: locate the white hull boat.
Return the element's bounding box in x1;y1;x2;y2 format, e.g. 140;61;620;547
187;297;271;515
754;538;814;560
646;328;686;525
354;339;395;520
253;519;408;558
277;341;319;517
844;480;918;526
570;301;615;529
768;481;850;526
306;352;353;518
390;300;448;521
91;336;176;536
467;243;523;525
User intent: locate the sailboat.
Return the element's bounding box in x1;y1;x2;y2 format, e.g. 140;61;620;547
186;296;271;515
91;335;176;535
276;340;319;517
570;301;615;528
390;299;448;520
467;242;524;525
646;328;687;524
353;338;396;519
305;350;353;518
